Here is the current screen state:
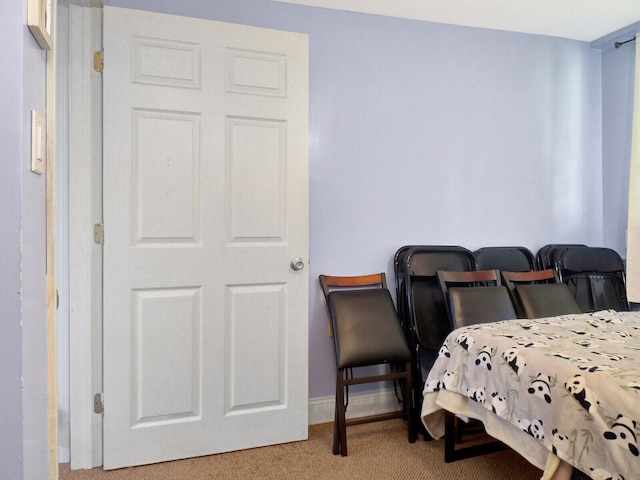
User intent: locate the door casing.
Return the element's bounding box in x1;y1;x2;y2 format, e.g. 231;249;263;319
68;5;105;468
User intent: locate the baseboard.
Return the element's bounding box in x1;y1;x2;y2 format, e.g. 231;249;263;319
308;387;403;425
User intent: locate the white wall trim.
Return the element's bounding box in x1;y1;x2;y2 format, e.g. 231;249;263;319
308;388;403;425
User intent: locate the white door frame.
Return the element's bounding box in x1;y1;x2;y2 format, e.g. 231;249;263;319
68;4;104;469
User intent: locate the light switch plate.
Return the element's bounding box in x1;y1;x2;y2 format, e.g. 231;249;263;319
31;110;46;175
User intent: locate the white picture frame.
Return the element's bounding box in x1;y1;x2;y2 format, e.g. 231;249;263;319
28;0;53;50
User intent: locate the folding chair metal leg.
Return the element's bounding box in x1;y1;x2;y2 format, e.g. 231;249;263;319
332;404;340;455
334;363;416;456
444;410;507;462
444;410;457;462
334;368;348;456
402;360;417;443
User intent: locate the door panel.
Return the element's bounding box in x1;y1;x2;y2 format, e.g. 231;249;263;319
102;6;308;469
134;110;201;243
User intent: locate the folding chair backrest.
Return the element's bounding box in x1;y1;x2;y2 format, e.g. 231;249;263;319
502;269;559;317
394;245;429;339
474;246;536;272
535;243;588;270
395;246;477;350
502;268;558;283
319;273;411;369
515;283;582;319
554;247;629;312
448;286;517;327
329;289;411;368
437;269;516;329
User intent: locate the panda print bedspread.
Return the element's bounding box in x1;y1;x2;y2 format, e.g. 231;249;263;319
421;310;640;480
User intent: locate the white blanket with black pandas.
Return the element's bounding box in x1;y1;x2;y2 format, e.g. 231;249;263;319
421;310;640;480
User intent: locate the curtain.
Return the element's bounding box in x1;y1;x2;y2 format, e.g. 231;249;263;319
626;37;640;302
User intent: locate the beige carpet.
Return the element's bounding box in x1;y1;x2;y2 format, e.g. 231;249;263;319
59;420;543;479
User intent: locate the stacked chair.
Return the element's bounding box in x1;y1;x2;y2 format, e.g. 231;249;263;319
395;246;477;351
394;245;528;461
394;245;477;438
552;246;630;312
322;244;628;460
535;243;588;270
434;243;630;321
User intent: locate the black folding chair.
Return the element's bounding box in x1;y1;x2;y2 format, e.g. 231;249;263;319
554;246;630;312
394;246;477;438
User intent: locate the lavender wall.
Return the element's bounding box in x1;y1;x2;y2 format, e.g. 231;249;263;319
105;0;604;399
0;1;50;479
0;1;26;478
602;42;636;256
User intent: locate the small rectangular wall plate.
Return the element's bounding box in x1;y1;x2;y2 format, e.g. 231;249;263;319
31;110;46;175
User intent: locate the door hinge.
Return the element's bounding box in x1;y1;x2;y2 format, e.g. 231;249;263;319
93;51;104;73
94;393;104;414
93;223;104;245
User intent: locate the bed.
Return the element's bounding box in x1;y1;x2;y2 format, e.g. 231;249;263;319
421;310;640;480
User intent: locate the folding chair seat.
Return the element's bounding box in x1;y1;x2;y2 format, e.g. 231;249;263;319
319;273;416;456
436;269;516;462
502;269;582;319
474;246;536;272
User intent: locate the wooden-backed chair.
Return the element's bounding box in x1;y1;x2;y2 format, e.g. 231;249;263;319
437;269;517;329
502;269;582;319
319;273;416;456
436;269;515;462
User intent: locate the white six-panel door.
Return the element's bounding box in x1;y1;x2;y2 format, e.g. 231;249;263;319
102;6;308;469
